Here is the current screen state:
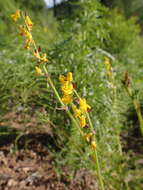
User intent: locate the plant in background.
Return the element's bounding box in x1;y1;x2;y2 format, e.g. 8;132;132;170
122;72;143;136
104;56;122;155
11;10;105;190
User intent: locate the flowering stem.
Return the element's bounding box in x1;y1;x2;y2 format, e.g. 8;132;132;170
74;89;104;190
22;12;85;145
13;12;104;189
94;149;105;190
86;112;105;190
43;69;104;190
43;65;84;137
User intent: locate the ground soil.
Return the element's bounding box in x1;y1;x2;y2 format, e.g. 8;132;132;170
0;108;143;190
0;110;98;190
0;144;98;190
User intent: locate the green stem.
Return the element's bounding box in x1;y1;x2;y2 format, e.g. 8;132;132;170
86;112;105;190
74;89;104;190
94;149;105;190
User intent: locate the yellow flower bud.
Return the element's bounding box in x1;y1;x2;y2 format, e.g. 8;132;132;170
19;26;27;36
25;16;33;30
59;72;73;84
79;115;86;128
61;82;73;95
25;38;32;49
33;51;48;63
40;53;48;63
35;66;43;76
59;75;66;84
33;50;41;59
84;133;93;143
79;98;91;113
11;10;20;22
72;105;82;118
91;141;96;150
67;72;73;82
26;31;32;40
62;95;72;104
104;57;110;65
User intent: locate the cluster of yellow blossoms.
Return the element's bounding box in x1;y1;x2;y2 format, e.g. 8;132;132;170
59;72;73;105
73;99;96;149
11;10;33;49
11;10;20;22
11;10;48;75
11;10;96;150
72;98;91;128
19;25;33;49
59;72;96;149
33;50;48;63
84;133;96;149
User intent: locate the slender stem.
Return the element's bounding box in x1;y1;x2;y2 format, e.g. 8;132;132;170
74;89;105;190
86;112;105;190
94;149;105;190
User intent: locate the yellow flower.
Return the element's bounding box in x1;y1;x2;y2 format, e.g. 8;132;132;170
35;66;43;76
59;75;66;84
62;95;72;104
25;38;32;49
25;16;33;30
79;98;91;113
33;50;41;59
79;115;86;128
25;31;32;41
104;57;110;65
40;53;48;62
59;72;73;103
25;41;30;49
84;133;93;143
33;51;48;63
59;72;73;84
91;141;96;150
19;26;33;49
72;105;82;117
61;82;73;96
24;31;33;49
67;72;73;82
11;10;20;22
19;26;27;36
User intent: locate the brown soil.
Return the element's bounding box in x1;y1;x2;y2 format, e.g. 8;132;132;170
122;134;143;154
0;109;98;190
0;145;98;190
